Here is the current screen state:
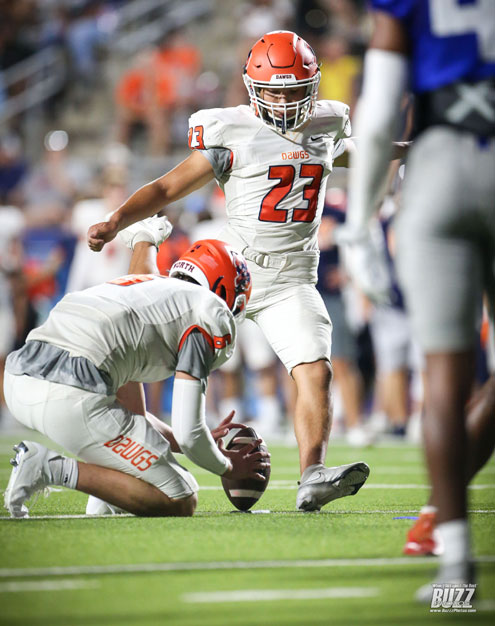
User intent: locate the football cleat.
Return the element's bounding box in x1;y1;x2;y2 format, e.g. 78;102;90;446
118;216;173;250
415;561;476;604
404;511;444;556
86;495;127;515
346;426;375;448
4;441;56;518
296;462;370;512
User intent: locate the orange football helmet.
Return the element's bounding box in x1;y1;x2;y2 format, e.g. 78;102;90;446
170;239;252;320
243;30;320;133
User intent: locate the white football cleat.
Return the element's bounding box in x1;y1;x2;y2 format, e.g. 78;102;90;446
118;216;173;250
4;441;57;518
415;561;476;604
346;426;375;448
296;462;370;512
86;495;127;515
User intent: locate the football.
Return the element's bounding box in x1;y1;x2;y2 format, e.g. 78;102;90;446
221;426;271;511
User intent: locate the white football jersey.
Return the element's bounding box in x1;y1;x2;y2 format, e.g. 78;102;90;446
188;101;351;255
27;276;235;390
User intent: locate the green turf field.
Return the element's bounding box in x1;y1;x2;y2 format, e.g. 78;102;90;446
0;431;494;625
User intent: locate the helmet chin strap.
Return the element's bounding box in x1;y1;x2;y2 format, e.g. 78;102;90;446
264;111;287;133
232;294;247;321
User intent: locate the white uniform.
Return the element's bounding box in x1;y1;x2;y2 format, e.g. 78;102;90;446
4;276;235;498
189;101;351;371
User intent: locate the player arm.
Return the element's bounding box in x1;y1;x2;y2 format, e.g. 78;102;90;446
115;374;183;450
170;328;233;475
333;135;410;169
172;371;233;476
126;241;160;275
346;9;409;231
115;380;181;452
88;151;215;252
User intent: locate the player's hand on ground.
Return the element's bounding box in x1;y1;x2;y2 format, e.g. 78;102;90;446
210;411;247;443
218;438;270;482
87;219;120;252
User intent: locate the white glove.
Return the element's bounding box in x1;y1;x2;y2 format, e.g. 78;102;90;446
118;216;173;250
335;219;392;306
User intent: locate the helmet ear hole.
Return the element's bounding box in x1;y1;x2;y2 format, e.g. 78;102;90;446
211;276;227;303
218;284;227;302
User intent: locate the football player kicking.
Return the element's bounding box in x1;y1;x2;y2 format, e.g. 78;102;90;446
88;31;381;512
343;0;495;600
4;219;270;518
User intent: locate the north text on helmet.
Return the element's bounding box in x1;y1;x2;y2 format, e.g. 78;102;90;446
172;260;196;273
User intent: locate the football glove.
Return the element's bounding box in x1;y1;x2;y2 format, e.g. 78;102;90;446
118;216;173;250
335;219;392;306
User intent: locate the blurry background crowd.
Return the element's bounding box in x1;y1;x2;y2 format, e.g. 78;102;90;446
0;0;493;445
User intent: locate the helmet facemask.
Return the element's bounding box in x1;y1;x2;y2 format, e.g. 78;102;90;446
243;31;321;134
243;72;320;133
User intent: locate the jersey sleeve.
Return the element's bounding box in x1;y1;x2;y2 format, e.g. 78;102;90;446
207;303;236;371
176;329;215;388
325;100;352;159
334;101;352;140
177;298;236;387
188;108;233;181
370;0;415;19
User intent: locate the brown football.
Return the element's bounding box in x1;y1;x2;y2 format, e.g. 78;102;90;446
221;426;271;511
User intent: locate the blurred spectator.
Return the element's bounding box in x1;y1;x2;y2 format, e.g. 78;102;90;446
224;0;295;107
64;1;109;96
367;196;424;439
294;0;329;43
237;0;295;40
318;189;372;446
0;205;25;426
0;1;38;72
22;224;76;324
22;130;93;228
66;165;131;292
317;33;362;115
115;27;202;155
0;134;29;205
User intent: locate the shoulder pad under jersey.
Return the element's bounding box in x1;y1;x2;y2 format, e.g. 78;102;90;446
312;100;351;139
193;292;236;369
188;105;254;150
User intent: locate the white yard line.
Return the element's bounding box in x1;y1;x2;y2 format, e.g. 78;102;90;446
183;587;380;603
1;482;491;493
2;466;494;479
0;579;98;593
0;556;494;580
1;509;494;521
259;466;495;475
201;482;494;490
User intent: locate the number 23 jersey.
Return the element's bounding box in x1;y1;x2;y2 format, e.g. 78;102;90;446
188;101;351;256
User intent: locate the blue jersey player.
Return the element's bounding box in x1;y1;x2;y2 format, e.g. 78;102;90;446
343;0;495;601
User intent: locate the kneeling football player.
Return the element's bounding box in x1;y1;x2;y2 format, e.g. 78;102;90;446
4;218;270;517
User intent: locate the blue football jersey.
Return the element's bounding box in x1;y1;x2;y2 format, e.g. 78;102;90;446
370;0;495;92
